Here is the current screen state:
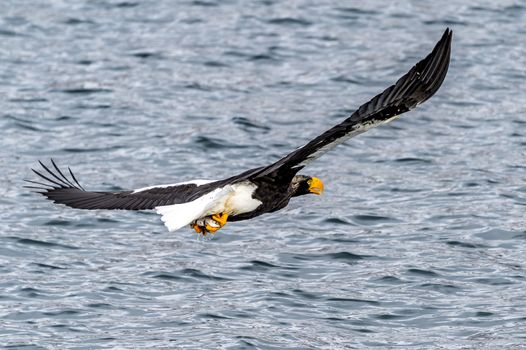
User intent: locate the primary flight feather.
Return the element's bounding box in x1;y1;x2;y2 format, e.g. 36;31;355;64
26;29;452;236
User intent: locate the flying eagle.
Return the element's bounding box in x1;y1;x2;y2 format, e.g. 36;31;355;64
26;29;452;236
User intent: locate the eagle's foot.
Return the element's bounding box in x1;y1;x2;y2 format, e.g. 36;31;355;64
190;213;229;236
211;212;229;227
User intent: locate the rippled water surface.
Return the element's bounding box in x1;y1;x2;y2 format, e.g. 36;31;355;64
1;1;526;349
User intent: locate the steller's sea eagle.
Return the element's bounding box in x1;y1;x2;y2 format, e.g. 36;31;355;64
26;29;452;236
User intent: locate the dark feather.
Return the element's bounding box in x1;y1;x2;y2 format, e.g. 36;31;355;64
23;179;56;189
32;168;67;188
68;166;85;191
38;160;70;188
50;158;78;189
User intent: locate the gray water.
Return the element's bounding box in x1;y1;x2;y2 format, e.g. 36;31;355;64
1;0;525;349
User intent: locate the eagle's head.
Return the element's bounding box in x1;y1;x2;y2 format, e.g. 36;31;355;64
290;175;324;197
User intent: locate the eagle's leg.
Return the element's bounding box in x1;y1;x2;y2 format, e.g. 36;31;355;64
190;213;229;236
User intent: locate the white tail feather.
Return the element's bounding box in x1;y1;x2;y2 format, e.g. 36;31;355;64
155;186;234;232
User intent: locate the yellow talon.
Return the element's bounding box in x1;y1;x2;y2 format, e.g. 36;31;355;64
211;212;229;227
205;223;221;233
191;223;202;234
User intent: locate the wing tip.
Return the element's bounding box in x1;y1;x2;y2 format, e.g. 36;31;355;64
403;27;452;107
443;27;452;39
439;27;453;57
427;27;453;91
25;159;85;193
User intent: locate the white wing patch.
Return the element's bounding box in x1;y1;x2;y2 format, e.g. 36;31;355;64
228;182;262;215
132;179;215;194
154;185;234;232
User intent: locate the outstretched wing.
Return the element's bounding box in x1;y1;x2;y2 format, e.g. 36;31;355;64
24;159;221;210
255;28;452;178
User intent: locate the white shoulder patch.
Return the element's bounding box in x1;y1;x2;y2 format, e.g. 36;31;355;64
154;185;233;232
132;179;215;194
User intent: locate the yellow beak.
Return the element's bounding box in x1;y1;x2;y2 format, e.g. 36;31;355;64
308;177;324;195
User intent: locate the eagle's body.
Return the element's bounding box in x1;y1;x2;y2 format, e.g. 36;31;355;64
26;29;452;236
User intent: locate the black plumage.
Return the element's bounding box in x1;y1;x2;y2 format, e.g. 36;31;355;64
26;29;452;227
